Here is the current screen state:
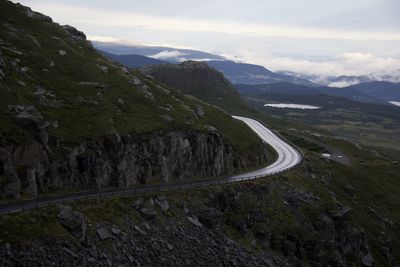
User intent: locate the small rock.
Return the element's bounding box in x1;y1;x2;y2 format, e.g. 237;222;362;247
130;76;142;86
158;106;172;112
345;184;356;197
121;67;129;74
157;85;170;94
161;115;173;122
34;86;46;95
63;247;78;258
331;206;352;223
167;243;174;250
187;216;203;228
96;226;111;240
111;227;122;235
133;198;144;209
204;125;217;132
127;254;135;263
138;207;157;220
20;66;29;72
141;85;154;99
97;64;108;74
17;80;26;87
195;105;205;117
58;50;67;56
134;225;147;235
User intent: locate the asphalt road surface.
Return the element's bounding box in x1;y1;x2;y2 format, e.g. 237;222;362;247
0;116;302;215
230;116;302;180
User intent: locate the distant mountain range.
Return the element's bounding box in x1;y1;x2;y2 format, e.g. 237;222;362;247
93;41;317;86
205;61;317;86
236;81;400;105
99;50;166;67
94;41;400;103
278;70;400;88
93;41;225;62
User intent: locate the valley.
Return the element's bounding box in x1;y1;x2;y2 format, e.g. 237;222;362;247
0;1;399;266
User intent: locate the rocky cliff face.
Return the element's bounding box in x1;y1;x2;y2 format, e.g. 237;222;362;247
0;124;267;199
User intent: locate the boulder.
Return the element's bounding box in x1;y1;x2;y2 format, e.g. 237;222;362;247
361;252;374;267
138;207;157;220
57;205;86;240
8;105;44;129
96;226;111;240
154;196;169;212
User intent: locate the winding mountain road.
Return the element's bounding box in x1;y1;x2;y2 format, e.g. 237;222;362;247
0;116;302;215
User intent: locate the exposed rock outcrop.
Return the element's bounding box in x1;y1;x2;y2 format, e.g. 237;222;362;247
62;25;86;40
0;129;268;199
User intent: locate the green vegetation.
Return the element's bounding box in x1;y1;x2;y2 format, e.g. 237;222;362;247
0;206;69;244
243;93;400;160
0;0;263;155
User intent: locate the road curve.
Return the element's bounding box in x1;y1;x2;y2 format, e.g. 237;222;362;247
229;116;302;181
0;117;302;215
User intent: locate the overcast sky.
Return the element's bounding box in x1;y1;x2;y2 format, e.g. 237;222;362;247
15;0;400;77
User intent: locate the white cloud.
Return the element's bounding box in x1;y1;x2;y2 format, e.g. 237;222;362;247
149;50;187;61
327;81;361;87
230;51;400;78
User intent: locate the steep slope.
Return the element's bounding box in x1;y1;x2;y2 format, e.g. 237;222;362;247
141;61;257;115
0;1;270;199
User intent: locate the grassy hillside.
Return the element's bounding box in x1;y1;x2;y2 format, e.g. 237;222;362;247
141;61;256;115
0;0;263;154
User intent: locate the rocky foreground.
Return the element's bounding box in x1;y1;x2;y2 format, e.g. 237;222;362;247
0;179;377;267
